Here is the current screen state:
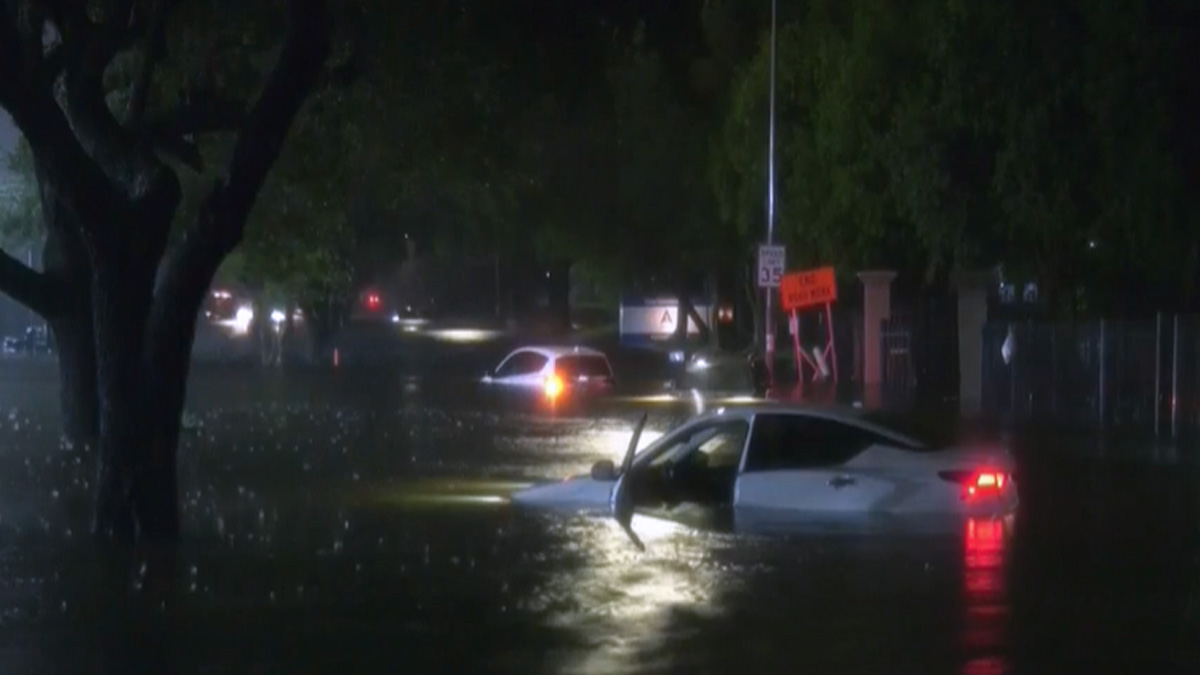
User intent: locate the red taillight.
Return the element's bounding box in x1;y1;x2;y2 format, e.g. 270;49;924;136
940;469;1010;499
976;472;1003;488
966;471;1006;498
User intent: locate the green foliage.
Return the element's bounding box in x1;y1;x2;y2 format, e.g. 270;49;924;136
0;139;39;253
517;22;723;282
114;2;519;306
206;78;358;307
713;0;1200;312
9;0;1190;318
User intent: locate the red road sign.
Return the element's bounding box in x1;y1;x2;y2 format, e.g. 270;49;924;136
779;266;837;312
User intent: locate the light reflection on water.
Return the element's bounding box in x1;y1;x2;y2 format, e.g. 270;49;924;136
533;515;726;675
0;367;1197;673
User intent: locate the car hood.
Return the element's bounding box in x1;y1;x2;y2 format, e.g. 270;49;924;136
509;475;615;511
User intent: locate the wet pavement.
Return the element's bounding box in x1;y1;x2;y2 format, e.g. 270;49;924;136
0;357;1198;674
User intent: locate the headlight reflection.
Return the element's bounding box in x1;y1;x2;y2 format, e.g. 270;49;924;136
530;514;727;675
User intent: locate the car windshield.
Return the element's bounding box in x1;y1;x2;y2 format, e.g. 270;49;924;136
632;412;727;462
556;355;612;378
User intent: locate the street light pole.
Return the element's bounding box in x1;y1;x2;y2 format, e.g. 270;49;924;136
763;0;778;381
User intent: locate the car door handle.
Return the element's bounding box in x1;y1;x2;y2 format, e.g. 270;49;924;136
828;476;856;489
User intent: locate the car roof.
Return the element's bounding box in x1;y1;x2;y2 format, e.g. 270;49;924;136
687;403;927;449
508;345;609;359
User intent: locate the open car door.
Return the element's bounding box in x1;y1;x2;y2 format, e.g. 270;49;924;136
611;414;750;550
610;413;648;551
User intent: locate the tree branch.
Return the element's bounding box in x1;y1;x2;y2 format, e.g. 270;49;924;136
0;3;37;105
138;95;246;170
0;249;64;317
144;96;247;140
126;0;170;128
153;136;205;171
135;24;358;170
150;0;331;339
0;6;128;242
208;0;333;233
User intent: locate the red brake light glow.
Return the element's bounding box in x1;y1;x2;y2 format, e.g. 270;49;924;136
366;293;381;309
965;471;1006;498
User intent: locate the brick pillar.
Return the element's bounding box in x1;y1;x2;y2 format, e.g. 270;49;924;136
857;270;896;407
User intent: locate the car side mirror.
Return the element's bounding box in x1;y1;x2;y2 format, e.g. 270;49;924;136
591;459;617;481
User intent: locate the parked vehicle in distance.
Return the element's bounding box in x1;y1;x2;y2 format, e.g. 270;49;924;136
480;345;616;406
667;347;768;397
2;325;53;355
511;403;1018;543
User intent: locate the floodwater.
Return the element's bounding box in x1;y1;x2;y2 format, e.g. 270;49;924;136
0;358;1198;674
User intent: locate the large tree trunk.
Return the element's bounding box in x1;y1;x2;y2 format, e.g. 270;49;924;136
139;328;193;544
49;310;99;448
0;0;332;547
90;295;192;543
40;175;100;448
91;262;156;541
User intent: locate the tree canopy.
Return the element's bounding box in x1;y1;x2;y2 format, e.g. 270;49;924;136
714;0;1200;315
7;0;1195;324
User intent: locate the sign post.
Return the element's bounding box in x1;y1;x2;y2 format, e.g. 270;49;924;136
778;266;839;397
757;245;786;385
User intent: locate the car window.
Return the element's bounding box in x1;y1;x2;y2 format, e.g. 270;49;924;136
743;413;890;471
648;420;749;469
858;411;941;450
495;351;548;377
556;355;612;379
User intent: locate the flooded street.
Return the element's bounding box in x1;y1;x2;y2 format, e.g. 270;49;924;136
0;359;1198;674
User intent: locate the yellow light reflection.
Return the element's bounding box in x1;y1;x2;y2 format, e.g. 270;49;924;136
532;513;723;675
425;328;504;343
394;494;508;506
619;394;679;404
615;393;763;407
716;395;762;405
365;479;532;509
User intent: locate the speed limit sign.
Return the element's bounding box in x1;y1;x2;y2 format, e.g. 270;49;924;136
757;245;785;288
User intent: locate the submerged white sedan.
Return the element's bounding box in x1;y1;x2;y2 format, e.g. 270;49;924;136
511;404;1018;546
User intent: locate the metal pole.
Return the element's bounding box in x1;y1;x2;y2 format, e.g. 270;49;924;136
790;310;803;394
825;301;839;384
1171;315;1180;439
1154;313;1162;436
1097;319;1106;427
763;0;778;381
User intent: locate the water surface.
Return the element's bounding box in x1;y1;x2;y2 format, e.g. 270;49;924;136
0;361;1197;674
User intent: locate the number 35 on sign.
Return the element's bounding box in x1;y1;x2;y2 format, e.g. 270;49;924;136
757;245;786;288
